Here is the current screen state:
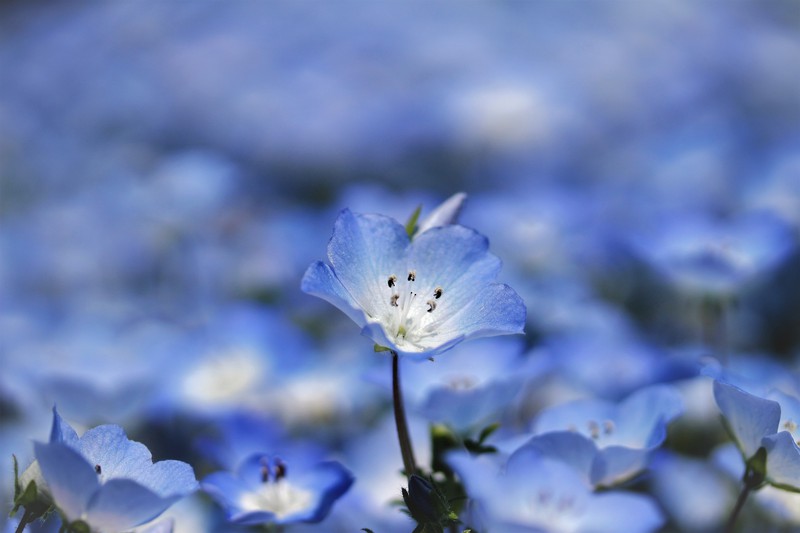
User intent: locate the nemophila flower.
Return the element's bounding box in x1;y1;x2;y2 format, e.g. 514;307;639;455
713;380;800;492
447;448;664;533
19;407;198;532
202;453;353;526
532;384;684;487
301;202;525;359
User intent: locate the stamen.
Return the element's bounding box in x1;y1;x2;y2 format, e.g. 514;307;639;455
588;420;600;439
427;300;437;312
408;271;416;282
390;294;400;307
434;287;443;299
94;464;102;475
261;465;270;483
784;420;798;432
603;420;615;435
388;275;397;288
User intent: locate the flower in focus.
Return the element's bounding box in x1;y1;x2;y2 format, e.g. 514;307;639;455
202;453;353;525
19;407;198;532
301;197;526;359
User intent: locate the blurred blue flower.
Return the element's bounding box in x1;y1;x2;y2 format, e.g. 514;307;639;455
21;408;198;532
301;205;525;359
714;380;800;491
202;453;353;526
447;448;664;533
532;384;683;486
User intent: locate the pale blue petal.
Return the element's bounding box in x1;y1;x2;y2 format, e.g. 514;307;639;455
86;479;177;532
430;283;525;346
326;209;408;318
134;460;198;498
533;399;615;437
417;192;466;234
617;385;684;447
578;492;664;533
34;441;98;522
79;425;154;480
301;261;366;327
762;431;800;491
592;446;651;487
201;471;252;517
49;406;80;448
713;380;780;459
510;431;598;486
288;461;354;523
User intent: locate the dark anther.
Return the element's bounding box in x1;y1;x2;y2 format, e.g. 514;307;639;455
433;287;443;299
426;300;437;312
94;464;102;474
261;465;269;483
390;294;400;307
408;271;416;282
274;459;287;480
388;275;397;288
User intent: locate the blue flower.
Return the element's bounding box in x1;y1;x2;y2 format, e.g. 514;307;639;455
714;380;800;491
301;205;526;359
531;384;684;486
202;454;353;525
21;407;198;532
447;448;664;533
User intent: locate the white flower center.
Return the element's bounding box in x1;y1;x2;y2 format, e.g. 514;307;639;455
239;479;314;520
381;270;446;350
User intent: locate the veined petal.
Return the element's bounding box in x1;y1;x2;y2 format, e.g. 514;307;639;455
431;283;525;346
86;478;177;532
301;261;366;328
713;380;781;460
79;425;154;481
327;209;408;318
511;432;598;487
762;431;800;491
592;446;651;487
34;441;99;522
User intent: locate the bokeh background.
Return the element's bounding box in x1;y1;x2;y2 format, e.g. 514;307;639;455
3;1;800;531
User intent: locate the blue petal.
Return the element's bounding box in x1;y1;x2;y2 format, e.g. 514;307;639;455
49;406;80;448
578;492;664;533
86;478;178;532
592;446;651;487
510;431;598;486
34;441;99;521
301;261;366;327
431;282;526;345
713;380;780;459
201;471;254;517
533;399;615;437
291;461;354;523
617;385;684;447
762;431;800;491
326;209;408;318
79;425;198;497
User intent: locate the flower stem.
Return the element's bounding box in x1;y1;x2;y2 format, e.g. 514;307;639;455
725;483;751;533
392;351;417;476
14;510;34;533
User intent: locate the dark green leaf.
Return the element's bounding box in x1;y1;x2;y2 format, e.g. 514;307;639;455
405;205;422;239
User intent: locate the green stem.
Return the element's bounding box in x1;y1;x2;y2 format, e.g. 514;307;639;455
392;351;417;476
14;509;34;533
725;483;751;533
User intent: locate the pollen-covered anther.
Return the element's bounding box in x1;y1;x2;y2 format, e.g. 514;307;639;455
94;464;102;475
390;294;400;307
433;287;443;299
388;275;397;288
407;271;416;282
427;300;437;313
784;419;798;433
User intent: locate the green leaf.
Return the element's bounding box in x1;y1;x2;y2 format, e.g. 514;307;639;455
67;520;91;533
374;344;391;353
405;205;422;239
477;423;500;444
